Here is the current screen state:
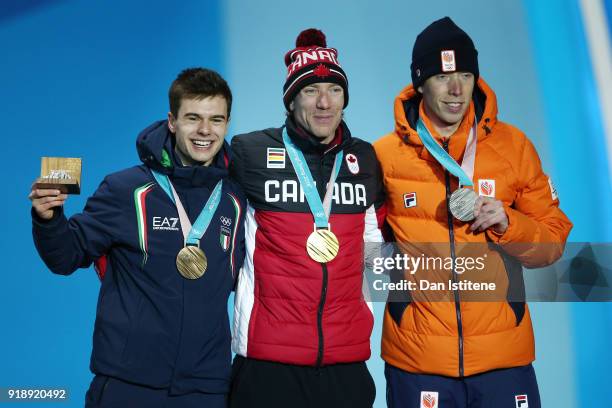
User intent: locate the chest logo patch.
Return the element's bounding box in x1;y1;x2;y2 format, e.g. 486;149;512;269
219;216;233;252
345;153;360;174
267;147;286;169
152;216;180;231
478;179;496;198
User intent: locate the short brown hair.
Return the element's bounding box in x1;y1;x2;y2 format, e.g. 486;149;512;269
169;68;232;118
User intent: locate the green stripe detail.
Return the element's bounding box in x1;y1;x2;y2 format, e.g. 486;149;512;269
134;182;154;266
161;149;172;168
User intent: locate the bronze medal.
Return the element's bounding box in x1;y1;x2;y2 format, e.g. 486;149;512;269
176;246;208;279
449;188;478;222
306;229;340;263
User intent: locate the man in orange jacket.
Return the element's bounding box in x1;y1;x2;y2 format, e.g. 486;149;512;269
374;17;572;408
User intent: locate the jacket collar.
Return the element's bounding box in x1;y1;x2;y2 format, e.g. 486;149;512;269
136;120;230;189
393;78;498;163
284;115;351;156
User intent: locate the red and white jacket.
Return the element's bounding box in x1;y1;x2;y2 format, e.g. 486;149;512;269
230;118;385;366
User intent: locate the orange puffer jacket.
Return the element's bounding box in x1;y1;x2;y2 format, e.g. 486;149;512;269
373;78;572;377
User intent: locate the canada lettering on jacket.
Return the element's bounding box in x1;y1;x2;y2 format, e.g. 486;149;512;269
264;180;366;206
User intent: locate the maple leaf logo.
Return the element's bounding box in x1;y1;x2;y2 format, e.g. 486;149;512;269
348;155;357;163
313;64;331;77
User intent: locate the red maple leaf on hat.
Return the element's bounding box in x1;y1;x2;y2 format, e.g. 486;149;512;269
313;64;331;77
347;155;357;163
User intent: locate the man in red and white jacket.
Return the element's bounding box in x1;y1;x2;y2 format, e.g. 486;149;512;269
229;29;385;408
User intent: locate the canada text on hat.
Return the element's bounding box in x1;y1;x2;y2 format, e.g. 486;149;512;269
286;47;341;77
282;28;349;109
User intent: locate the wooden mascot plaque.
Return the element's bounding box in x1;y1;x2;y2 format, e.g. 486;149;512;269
34;157;82;194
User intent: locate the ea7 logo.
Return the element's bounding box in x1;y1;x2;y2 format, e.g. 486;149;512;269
152;216;180;231
515;394;529;408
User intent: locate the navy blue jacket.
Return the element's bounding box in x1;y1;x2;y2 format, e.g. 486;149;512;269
32;121;246;395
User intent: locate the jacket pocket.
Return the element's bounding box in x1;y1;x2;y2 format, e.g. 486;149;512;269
387;301;411;326
499;250;526;326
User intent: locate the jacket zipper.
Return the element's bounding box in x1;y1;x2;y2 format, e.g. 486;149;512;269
315;155;328;368
442;139;464;377
316;263;329;367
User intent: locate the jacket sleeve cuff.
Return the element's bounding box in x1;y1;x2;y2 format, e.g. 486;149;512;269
486;205;520;243
31;207;65;229
487;205;542;245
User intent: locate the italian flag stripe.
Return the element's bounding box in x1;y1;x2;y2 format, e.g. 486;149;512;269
134;182;155;265
227;192;242;275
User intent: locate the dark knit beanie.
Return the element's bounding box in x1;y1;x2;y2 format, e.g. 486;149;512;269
411;17;479;89
283;28;349;110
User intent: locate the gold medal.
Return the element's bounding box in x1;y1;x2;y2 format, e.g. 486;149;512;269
306;229;340;263
176;246;208;279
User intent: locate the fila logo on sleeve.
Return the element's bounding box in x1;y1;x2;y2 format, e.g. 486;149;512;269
420;391;438;408
515;394;529;408
403;192;417;208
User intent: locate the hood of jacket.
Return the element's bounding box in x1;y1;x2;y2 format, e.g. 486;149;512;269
136;120;231;189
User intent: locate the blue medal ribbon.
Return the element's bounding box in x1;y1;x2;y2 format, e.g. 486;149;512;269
151;170;223;246
282;128;343;228
416;119;474;187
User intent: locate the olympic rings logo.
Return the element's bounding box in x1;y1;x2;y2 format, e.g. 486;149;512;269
220;216;232;227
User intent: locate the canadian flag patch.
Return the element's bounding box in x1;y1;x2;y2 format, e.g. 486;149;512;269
420;391;439;408
345;153;359;174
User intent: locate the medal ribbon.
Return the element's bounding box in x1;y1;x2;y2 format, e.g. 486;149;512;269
416;118;477;187
150;170;223;246
282;128;343;229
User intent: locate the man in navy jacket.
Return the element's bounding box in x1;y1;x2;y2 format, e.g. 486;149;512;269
29;68;245;408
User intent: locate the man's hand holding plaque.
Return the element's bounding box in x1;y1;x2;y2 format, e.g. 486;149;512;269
29;185;67;220
29;157;81;220
34;157;81;194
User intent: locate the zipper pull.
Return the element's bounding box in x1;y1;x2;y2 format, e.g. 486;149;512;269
442;138;450;152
